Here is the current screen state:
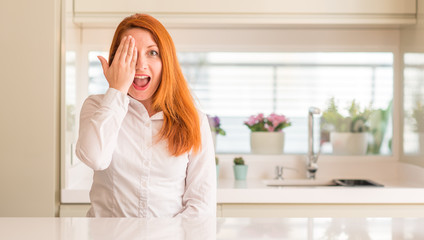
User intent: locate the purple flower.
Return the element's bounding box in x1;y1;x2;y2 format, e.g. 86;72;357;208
207;115;226;136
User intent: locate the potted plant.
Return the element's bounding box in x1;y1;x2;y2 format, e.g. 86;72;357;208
244;113;291;154
367;101;392;154
233;157;248;180
321;97;373;155
412;100;424;153
208;115;226;150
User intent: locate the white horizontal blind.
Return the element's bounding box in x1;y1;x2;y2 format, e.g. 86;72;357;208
179;52;393;154
86;51;393;154
403;53;424;154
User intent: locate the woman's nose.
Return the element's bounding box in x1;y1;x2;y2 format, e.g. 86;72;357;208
136;54;147;70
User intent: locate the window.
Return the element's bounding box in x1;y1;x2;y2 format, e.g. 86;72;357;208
403;53;424;155
84;51;393;154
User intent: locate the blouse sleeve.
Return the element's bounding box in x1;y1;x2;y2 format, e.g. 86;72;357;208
179;113;217;217
75;88;129;171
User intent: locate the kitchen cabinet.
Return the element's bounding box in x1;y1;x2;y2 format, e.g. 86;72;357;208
219;203;424;217
73;0;416;27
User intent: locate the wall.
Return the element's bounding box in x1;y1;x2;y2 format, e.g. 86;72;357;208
0;0;61;216
400;0;424;167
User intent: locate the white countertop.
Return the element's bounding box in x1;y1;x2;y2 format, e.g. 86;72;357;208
217;178;424;204
1;217;423;239
62;159;424;204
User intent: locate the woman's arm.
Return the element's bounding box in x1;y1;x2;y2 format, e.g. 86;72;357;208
75;88;129;170
179;113;217;217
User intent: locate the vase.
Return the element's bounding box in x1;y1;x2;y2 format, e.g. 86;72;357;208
216;165;219;180
330;132;368;155
250;132;284;154
418;132;424;154
211;131;217;151
233;165;248;180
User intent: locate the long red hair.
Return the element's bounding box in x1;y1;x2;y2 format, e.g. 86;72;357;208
108;13;201;156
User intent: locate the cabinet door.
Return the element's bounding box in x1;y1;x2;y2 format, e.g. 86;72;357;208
73;0;416;26
220;203;424;217
75;0;415;15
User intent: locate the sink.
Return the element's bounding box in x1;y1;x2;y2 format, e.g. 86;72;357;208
263;179;384;187
263;179;337;187
333;179;384;187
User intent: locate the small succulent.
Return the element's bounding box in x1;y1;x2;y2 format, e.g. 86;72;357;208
233;157;245;165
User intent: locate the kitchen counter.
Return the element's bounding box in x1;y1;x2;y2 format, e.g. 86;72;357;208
62;178;424;204
1;217;423;239
62;159;424;205
217;178;424;204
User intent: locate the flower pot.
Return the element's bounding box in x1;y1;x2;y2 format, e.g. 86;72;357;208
233;165;248;180
211;131;217;151
250;132;284;154
330;132;368;155
418;132;424;154
216;165;219;180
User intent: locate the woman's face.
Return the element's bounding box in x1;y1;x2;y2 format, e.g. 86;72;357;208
123;28;162;106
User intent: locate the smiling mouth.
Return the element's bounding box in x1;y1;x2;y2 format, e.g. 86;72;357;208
133;75;150;90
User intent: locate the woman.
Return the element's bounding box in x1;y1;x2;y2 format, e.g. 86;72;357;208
76;13;216;217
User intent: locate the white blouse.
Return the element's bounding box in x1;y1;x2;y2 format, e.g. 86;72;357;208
76;88;216;218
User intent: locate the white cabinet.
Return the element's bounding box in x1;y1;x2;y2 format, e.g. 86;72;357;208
73;0;416;27
218;204;424;217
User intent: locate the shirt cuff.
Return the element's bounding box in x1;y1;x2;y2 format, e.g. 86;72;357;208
101;88;130;114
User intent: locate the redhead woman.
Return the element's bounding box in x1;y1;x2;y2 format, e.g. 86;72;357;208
75;14;216;217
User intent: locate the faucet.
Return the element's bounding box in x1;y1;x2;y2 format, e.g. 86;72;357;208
274;166;298;180
307;107;321;179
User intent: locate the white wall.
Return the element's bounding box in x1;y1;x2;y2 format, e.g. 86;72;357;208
400;0;424;167
0;0;61;216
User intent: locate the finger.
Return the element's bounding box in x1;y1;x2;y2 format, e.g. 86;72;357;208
130;45;137;69
97;56;109;75
119;36;131;63
125;37;135;63
113;36;127;65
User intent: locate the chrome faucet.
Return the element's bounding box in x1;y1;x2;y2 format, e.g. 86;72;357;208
307;107;321;179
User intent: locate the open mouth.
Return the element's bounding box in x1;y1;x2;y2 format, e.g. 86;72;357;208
133;75;150;90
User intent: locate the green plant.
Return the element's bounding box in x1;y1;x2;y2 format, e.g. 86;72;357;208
215;156;219;165
233;157;245;165
412;100;424;132
321;97;373;133
367;101;392;154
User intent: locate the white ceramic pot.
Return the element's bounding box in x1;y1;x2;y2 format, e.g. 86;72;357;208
418;132;424;154
250;131;284;154
330;132;368;155
211;131;217;151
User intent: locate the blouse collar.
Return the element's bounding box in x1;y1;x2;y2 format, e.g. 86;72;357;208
127;95;164;120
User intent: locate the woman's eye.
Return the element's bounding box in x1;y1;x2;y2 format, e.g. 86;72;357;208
149;50;159;56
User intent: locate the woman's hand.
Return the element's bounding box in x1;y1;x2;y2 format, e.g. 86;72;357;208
98;36;138;94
